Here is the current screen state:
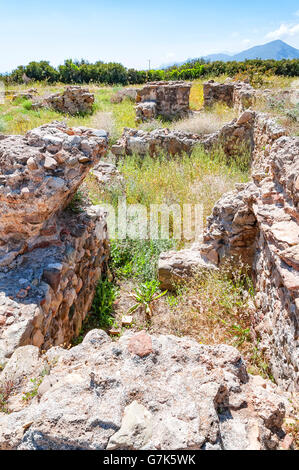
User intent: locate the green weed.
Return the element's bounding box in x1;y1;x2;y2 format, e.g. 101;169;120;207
128;280;167;317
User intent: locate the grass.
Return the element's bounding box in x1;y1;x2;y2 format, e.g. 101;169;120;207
171;103;237;135
158;262;253;346
254;94;299;136
85;145;249;229
0;84;136;138
111;259;274;381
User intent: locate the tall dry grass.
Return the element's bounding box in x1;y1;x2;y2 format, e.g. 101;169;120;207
171;103;238;135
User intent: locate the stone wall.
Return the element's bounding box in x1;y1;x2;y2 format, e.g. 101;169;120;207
111;127;202;157
111;110;255;158
158;112;299;392
203;80;256;113
251;135;299;392
0;122;109;363
136;81;191;121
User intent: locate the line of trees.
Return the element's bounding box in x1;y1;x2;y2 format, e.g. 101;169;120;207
1;58;299;85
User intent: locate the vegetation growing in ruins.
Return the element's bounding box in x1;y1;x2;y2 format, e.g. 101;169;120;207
0;85;136;137
72;279;118;345
1;75;296;386
110;239;177;282
74;138;269;375
86;146;249;225
1;75;298;139
128;280;167;318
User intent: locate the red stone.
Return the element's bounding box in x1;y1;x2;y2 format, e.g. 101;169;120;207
128;331;153;357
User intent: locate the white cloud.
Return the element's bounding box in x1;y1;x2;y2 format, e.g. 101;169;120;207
266;23;299;40
295;10;299;17
242;39;251;46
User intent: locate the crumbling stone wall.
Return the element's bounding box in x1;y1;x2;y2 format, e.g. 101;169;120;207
136;81;191;121
0;122;109;363
110;88;139;103
112;110;255;158
33;86;94;115
251;135;299;391
203;80;256;113
111;127;203;157
158;112;299;392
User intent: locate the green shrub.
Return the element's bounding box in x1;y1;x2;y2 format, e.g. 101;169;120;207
72;278;118;345
22;99;32;111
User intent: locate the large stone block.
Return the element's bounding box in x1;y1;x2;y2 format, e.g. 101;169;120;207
33;86;94;115
136;81;191;121
0;331;292;450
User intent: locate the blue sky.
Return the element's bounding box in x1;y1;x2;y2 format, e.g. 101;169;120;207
1;0;299;73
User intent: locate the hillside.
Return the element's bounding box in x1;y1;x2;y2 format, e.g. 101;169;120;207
162;40;299;67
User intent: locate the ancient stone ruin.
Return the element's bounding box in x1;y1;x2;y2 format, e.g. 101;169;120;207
203;80;256;113
135;81;192;121
111;127;202;157
91;161;124;191
33;86;95;115
0;330;293;450
0;122;109;363
159;111;299;392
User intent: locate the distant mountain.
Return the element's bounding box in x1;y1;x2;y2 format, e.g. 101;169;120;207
226;40;299;61
161;40;299;68
203;53;232;62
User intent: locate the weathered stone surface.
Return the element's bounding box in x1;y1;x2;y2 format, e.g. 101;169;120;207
203;80;256;112
136;81;191;121
0;122;109;362
159;247;216;290
91;161;124;190
107;401;153;449
112;110;255;158
201;109;255;156
200;182;259;266
158;112;299;392
0;121;107;265
33;86;94;115
136;101;157;121
0;330;292;450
